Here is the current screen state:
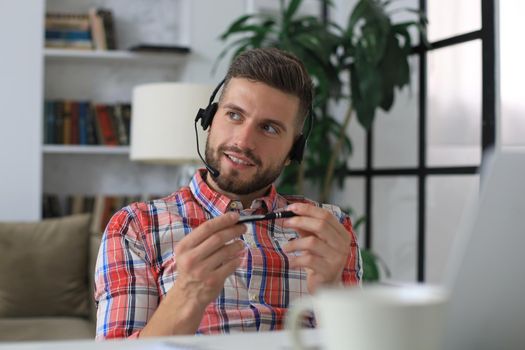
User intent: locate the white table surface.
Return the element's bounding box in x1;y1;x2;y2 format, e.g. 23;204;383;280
0;329;321;350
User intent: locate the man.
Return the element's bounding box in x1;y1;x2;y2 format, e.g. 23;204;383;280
94;47;362;339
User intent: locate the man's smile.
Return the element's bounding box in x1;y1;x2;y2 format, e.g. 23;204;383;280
224;152;256;167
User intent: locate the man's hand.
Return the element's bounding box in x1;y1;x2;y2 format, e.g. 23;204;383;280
282;203;352;293
140;211;246;337
174;211;246;307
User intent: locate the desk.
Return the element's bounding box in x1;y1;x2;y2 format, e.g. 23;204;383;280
0;329;320;350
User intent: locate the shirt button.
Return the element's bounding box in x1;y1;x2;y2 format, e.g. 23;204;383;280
249;294;257;303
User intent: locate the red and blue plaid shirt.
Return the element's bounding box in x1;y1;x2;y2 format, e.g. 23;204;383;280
94;169;362;339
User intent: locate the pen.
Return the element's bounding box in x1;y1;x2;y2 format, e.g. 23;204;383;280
237;210;297;223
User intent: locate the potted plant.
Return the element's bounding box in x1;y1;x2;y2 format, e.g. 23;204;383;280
218;0;427;281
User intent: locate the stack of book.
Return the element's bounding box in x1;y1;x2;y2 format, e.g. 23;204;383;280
45;8;117;50
43;194;165;234
44;100;132;146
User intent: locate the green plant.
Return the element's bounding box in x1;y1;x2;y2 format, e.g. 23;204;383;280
218;0;426;281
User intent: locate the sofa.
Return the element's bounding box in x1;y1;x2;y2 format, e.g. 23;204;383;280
0;214;101;341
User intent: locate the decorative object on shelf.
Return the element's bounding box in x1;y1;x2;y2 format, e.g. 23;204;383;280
128;44;191;54
130;83;213;165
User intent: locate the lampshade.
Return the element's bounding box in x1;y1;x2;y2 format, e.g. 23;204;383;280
130;82;214;164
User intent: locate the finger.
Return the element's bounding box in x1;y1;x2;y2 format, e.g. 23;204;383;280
283;235;347;257
202;240;245;273
212;256;243;284
287;203;343;231
284;215;348;251
288;253;332;275
190;224;246;260
182;212;240;249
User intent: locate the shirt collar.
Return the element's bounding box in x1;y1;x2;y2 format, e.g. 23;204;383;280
189;169;280;217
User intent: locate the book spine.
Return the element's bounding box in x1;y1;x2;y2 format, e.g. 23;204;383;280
62;101;72;145
88;8;107;51
95;104;118;146
77;102;89;145
44;100;56;144
45;30;92;40
70;102;79;145
54;101;64;144
45;13;90;31
113;104;129;145
97;9;117;50
86;104;99;145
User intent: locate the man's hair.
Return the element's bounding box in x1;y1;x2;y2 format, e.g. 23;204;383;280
221;47;313;130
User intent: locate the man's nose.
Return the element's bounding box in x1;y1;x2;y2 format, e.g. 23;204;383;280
233;123;257;150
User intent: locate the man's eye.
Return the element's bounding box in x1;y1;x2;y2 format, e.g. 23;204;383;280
228;112;241;121
263;124;278;135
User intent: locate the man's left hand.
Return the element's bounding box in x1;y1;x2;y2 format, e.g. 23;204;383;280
282;203;352;293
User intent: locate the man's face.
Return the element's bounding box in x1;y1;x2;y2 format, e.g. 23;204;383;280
205;77;299;195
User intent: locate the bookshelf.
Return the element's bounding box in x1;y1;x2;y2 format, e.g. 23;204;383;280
42;0;191;220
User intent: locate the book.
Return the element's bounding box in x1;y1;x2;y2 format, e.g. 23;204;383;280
45;39;93;50
70;102;79;145
113;104;129;145
94;104;118;145
54;101;64;144
77;102;89;145
62;101;72;145
97;9;117;50
121;103;132;144
45;13;90;31
44;101;55;144
88;8;107;51
45;29;91;41
86;104;99;145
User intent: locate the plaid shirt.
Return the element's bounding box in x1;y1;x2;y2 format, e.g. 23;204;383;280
94;169;362;339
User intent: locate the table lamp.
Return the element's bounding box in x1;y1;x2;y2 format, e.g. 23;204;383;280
130;82;214;164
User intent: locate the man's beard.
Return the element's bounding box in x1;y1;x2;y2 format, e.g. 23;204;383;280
204;138;286;195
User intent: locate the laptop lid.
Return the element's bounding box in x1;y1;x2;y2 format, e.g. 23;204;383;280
444;149;525;350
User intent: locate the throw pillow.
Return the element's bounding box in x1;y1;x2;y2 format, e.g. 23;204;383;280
0;214;91;318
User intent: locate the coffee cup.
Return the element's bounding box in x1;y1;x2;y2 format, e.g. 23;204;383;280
285;284;448;350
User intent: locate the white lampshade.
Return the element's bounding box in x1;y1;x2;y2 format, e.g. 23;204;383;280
130;82;214;164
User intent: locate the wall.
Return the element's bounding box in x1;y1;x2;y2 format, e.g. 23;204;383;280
0;1;44;221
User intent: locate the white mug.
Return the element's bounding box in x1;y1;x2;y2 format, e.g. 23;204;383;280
286;284;448;350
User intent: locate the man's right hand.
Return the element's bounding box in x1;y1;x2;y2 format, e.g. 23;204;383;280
173;211;246;307
140;211;246;337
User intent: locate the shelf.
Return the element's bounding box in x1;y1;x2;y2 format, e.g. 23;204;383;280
44;48;188;65
43;145;130;155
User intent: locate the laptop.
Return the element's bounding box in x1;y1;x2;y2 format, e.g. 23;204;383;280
443;148;525;350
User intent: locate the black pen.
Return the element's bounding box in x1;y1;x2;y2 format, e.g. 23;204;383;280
237;210;297;223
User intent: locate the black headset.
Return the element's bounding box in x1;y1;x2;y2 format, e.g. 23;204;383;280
194;78;313;177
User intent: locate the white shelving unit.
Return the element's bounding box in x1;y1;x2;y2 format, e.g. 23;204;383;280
42;0;191;200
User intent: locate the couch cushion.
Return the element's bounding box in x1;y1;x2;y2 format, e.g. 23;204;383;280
0;214;91;318
0;317;95;341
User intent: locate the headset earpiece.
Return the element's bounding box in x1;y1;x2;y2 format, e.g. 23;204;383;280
289;134;306;163
196;102;218;130
195;79;224;131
